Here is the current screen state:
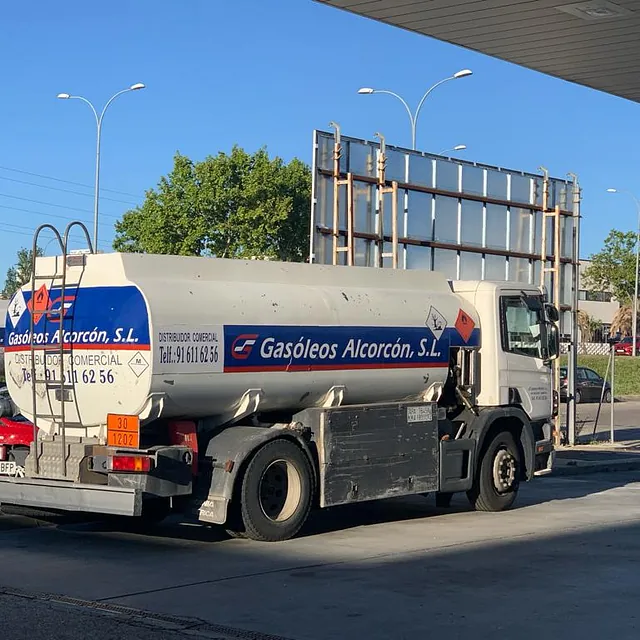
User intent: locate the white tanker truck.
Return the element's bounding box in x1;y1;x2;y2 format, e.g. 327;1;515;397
0;227;559;541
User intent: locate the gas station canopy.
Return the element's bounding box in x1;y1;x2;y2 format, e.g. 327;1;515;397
317;0;640;102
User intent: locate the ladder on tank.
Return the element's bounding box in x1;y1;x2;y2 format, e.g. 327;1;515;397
28;222;94;477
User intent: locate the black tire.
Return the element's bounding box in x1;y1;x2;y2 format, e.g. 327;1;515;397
575;389;582;404
603;389;612;404
467;431;520;512
236;439;313;542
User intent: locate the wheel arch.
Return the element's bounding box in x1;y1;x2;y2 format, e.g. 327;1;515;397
200;425;318;526
471;407;535;481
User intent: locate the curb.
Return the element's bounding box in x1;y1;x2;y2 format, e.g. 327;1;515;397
617;395;640;402
552;458;640;476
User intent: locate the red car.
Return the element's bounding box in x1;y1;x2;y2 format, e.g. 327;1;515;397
614;336;640;356
0;387;36;476
0;415;36;475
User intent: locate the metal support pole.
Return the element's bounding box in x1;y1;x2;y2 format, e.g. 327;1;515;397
610;342;615;443
93;120;102;249
566;174;581;446
330;122;342;266
57;84;145;250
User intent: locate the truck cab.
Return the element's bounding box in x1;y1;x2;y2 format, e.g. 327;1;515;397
452;280;558;476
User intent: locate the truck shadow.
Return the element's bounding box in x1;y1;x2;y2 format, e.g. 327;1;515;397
20;470;637;543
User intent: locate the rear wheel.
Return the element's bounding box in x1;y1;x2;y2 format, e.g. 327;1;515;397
467;431;520;512
229;439;313;542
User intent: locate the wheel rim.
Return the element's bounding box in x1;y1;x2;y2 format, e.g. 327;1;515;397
258;459;302;522
492;448;517;494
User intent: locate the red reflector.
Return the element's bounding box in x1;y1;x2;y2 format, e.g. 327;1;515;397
108;455;152;472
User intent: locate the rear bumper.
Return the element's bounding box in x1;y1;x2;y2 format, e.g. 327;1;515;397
533;438;555;477
0;476;141;516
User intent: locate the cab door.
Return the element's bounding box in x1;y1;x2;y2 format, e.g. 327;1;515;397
500;293;552;421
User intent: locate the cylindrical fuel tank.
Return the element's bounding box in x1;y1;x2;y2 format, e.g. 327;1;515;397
4;253;480;437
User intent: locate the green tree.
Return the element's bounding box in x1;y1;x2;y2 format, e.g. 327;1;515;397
2;247;43;299
582;230;637;304
113;146;312;262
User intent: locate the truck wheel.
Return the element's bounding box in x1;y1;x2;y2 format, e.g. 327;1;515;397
467;431;520;512
236;439;313;542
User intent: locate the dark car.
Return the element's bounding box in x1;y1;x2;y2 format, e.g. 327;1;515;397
559;366;611;404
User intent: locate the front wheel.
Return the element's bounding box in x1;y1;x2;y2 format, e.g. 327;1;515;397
231;439;314;542
603;389;612;404
467;431;520;512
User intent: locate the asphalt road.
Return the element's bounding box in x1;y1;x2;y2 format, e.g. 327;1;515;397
559;398;640;442
2;471;640;640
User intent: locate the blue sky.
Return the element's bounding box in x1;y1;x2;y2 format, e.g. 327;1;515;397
0;0;638;280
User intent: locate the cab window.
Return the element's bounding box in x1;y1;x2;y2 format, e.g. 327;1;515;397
500;296;544;359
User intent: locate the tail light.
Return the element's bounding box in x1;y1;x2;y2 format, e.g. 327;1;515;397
552;390;559;417
107;455;153;473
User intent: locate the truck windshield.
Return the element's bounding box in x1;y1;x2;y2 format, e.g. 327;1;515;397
501;296;544;359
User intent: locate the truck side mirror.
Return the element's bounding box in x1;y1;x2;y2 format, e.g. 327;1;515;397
546;323;560;361
544;303;559;322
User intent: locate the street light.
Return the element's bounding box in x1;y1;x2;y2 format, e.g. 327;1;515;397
607;187;640;356
57;83;146;248
357;69;473;150
439;144;467;155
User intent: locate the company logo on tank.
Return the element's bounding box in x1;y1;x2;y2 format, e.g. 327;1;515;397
225;324;480;371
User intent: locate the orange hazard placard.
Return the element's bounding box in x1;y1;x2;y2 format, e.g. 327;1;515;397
107;414;140;449
455;309;476;343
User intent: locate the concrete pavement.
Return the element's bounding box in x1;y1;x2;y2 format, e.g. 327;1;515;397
554;398;640;474
559;398;640;443
2;471;640;639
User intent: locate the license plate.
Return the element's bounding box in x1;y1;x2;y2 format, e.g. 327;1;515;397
0;461;17;476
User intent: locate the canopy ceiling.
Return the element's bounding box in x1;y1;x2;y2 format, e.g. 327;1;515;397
317;0;640;102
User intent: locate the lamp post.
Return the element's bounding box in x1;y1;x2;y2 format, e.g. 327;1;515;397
439;144;467;155
57;83;146;248
607;188;640;356
357;69;473;150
